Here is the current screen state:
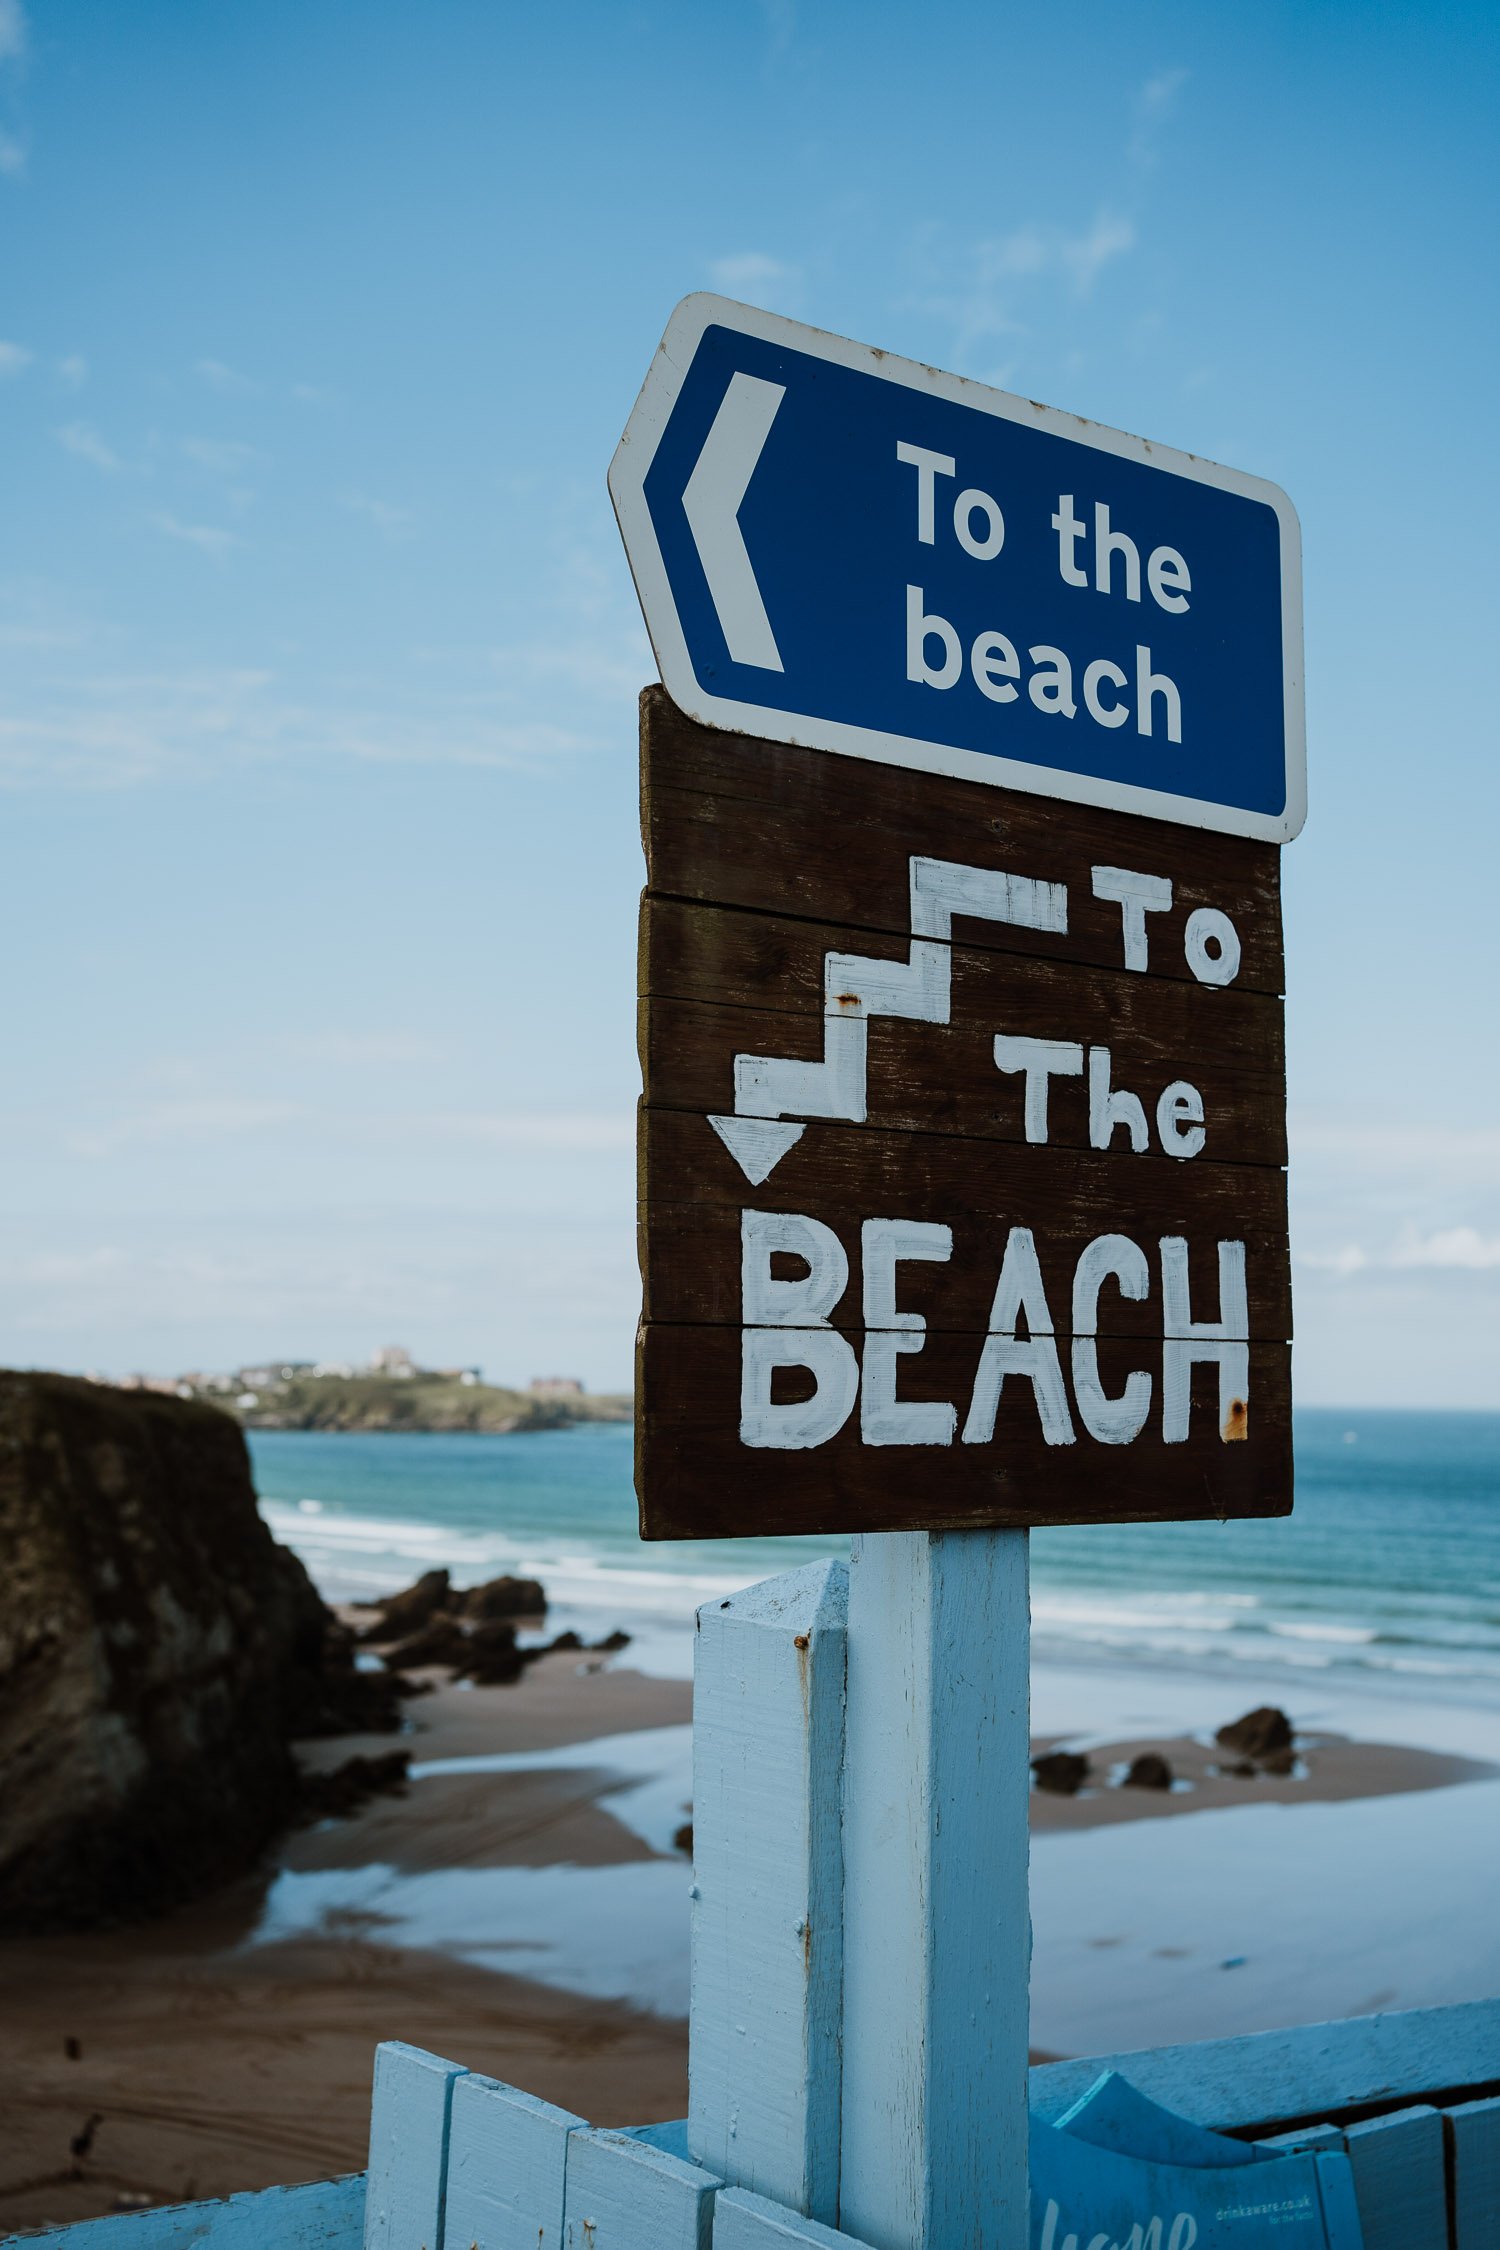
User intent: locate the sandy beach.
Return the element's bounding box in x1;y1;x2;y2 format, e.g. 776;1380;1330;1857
0;1652;692;2233
1;1622;1495;2232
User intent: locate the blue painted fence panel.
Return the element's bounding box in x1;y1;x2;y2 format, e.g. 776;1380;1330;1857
1446;2094;1500;2250
1342;2105;1446;2250
560;2128;719;2250
712;2187;874;2247
441;2075;583;2250
0;2174;365;2250
364;2044;466;2250
1030;1999;1500;2134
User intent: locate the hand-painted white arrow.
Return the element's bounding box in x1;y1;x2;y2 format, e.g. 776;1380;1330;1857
708;1114;804;1186
709;856;1069;1185
681;371;786;672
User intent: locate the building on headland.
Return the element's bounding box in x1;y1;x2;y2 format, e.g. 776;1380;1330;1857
529;1376;585;1400
369;1345;416;1379
109;1350;506;1406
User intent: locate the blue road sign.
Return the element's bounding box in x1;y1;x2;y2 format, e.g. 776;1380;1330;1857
611;297;1305;843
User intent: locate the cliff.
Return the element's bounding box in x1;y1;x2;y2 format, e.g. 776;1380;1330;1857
0;1372;379;1932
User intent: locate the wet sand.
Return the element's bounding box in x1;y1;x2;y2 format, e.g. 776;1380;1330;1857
1026;1727;1494;1830
0;1645;1491;2231
0;1653;692;2233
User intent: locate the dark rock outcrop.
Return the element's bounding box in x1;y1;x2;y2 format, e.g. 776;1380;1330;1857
382;1611;470;1672
0;1372;369;1933
1031;1750;1090;1796
358;1569;451;1643
456;1619;527;1686
1123;1751;1173;1791
1215;1706;1293;1761
461;1574;547;1622
298;1751;410;1821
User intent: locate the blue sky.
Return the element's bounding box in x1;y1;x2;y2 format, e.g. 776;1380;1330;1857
0;0;1495;1403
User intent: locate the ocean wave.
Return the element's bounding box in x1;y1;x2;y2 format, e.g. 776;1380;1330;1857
260;1451;1500;1705
1268;1620;1380;1645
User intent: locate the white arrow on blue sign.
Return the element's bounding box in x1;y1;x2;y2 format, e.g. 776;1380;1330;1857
611;296;1305;844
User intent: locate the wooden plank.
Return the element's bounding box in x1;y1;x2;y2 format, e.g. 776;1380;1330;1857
1030;1998;1500;2133
636;1325;1291;1537
640;689;1285;996
621;2121;692;2159
442;2075;583;2250
1446;2095;1500;2250
838;1532;1030;2250
639;1112;1291;1338
689;1562;848;2227
0;2176;365;2250
712;2187;875;2248
561;2130;718;2250
365;2043;466;2250
1343;2106;1447;2250
640;925;1287;1172
1260;2124;1347;2154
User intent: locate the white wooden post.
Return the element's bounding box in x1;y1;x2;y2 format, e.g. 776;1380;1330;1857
837;1530;1030;2250
689;1559;848;2225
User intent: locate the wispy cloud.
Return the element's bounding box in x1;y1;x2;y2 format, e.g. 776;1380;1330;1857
181;435;262;475
63;1097;631;1161
151;512;238;559
0;664;600;789
758;0;796;67
916;208;1138;367
0;338;31;375
57;421;124;473
0;2;27;178
341;490;411;539
1394;1226;1500;1270
0;1217;639;1383
1128;67;1189;168
406;1110;633;1153
1308;1226;1500;1276
708;251;800;301
67;1098;302;1160
489;626;651;704
1059;211;1138;298
193;356;259;396
57;353;87;390
1291;1115;1500;1186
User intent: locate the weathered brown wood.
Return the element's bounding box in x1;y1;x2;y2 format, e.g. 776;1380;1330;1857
636;1325;1292;1539
635;690;1291;1539
641;686;1285;996
640;982;1286;1174
638;1108;1291;1337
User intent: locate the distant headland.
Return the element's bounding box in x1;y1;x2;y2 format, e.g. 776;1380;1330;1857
104;1345;632;1434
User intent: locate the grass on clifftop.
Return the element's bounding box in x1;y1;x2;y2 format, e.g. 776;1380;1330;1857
230;1373;632;1434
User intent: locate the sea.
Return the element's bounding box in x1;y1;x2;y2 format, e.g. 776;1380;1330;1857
254;1407;1500;1711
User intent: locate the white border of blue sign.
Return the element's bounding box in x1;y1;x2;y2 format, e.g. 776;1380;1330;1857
610;295;1306;845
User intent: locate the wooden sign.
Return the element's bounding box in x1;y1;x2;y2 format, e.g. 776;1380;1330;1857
636;686;1291;1540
